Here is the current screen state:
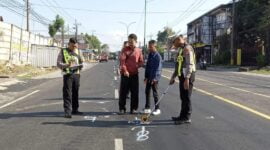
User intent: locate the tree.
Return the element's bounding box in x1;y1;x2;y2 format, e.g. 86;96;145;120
85;34;101;52
236;0;270;65
157;27;175;45
101;44;110;53
48;15;65;44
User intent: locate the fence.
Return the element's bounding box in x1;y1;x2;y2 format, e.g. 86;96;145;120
31;45;60;68
0;21;59;65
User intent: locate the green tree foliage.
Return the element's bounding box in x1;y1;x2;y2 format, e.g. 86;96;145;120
101;44;110;53
48;15;65;38
85;34;101;52
236;0;270;66
157;27;175;45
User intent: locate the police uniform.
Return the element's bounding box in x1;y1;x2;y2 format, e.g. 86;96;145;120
171;44;196;124
57;47;83;117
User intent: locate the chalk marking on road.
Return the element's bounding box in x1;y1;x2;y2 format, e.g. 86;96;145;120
84;116;97;122
136;126;149;142
131;126;158;131
0;90;40;110
81;100;110;104
103;92;110;96
205;116;215;120
161;74;270;120
163;69;270;99
15;102;62;111
115;138;123;150
102;108;109;112
115;89;119;99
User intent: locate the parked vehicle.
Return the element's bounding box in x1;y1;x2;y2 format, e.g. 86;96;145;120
99;53;108;62
199;56;207;70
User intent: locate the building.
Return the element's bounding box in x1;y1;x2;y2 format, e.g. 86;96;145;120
187;3;232;64
54;34;88;49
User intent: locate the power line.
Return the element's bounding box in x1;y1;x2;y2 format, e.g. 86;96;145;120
0;0;49;26
51;0;75;22
29;3;207;14
169;0;207;27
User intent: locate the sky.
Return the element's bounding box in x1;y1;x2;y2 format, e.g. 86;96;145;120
0;0;231;51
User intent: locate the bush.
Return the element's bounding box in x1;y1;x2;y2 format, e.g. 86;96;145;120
256;54;267;68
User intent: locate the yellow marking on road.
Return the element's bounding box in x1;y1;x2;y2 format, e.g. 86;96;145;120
162;69;270;99
161;74;270;120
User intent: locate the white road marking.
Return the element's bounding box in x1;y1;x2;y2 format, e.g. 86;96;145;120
0;90;40;110
114;76;117;80
15;102;62;111
114;139;124;150
115;89;119;99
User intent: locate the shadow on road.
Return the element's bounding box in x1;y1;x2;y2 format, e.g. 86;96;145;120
0;111;117;119
43;97;117;101
42;119;175;128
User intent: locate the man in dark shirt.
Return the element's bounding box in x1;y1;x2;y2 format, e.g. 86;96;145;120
144;40;162;115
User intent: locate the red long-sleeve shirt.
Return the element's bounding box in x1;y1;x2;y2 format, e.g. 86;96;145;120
120;46;144;75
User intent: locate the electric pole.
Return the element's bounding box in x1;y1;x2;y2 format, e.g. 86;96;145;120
143;0;147;55
61;25;64;47
74;19;81;40
26;0;30;31
230;0;236;65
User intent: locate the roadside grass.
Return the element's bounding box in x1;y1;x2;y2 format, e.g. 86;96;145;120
250;69;270;75
0;64;57;78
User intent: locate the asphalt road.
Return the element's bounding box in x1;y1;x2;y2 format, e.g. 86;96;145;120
0;61;269;150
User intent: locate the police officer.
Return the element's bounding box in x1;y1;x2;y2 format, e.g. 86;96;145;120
57;38;83;118
169;35;196;124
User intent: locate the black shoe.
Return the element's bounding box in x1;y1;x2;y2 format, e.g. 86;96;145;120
171;116;181;121
174;119;191;125
64;113;72;118
130;110;138;114
72;110;83;115
118;109;126;115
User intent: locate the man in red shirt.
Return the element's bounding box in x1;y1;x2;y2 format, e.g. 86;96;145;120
119;34;144;114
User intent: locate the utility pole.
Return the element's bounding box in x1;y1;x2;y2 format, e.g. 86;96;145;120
143;0;147;55
230;0;236;65
74;19;81;40
61;25;64;47
26;0;30;31
91;30;96;36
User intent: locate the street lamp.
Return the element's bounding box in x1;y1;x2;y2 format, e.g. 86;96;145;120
118;21;136;38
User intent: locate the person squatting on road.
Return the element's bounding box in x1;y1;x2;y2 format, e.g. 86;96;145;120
170;35;196;125
57;38;84;118
119;33;144;115
143;40;162;116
